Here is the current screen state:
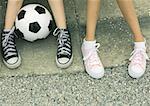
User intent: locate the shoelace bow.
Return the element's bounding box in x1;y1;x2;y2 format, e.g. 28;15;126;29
129;48;149;65
53;28;71;55
83;43;101;66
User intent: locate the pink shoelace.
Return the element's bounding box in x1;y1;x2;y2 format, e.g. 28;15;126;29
129;49;149;68
83;43;102;68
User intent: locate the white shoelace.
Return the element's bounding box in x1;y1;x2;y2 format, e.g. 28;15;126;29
53;28;71;55
83;43;101;66
2;27;15;47
2;27;17;58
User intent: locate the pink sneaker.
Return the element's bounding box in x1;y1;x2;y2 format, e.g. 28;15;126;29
81;39;104;79
128;42;149;78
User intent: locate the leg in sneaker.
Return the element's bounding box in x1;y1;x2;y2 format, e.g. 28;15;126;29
83;0;104;79
53;28;73;68
1;0;23;68
1;27;21;69
48;0;73;68
81;39;104;79
128;41;149;78
117;1;149;78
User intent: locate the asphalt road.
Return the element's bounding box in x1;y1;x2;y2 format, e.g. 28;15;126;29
0;63;150;106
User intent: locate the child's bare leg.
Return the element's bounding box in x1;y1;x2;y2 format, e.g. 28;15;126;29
5;0;23;29
81;0;104;79
117;0;149;78
48;0;66;29
2;0;23;69
86;0;101;41
116;0;144;42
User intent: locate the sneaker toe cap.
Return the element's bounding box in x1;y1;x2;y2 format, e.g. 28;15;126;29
128;65;145;78
7;57;18;65
87;67;105;79
58;58;69;64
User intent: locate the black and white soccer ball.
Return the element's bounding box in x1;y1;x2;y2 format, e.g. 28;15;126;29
15;4;53;42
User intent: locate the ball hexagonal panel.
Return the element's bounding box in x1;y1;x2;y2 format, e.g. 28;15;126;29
18;10;26;20
35;6;46;14
29;22;41;33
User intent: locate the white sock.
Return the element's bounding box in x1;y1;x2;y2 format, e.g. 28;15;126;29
3;29;11;32
3;26;15;32
83;39;96;48
134;41;146;49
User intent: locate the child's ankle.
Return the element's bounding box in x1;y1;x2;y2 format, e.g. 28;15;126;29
57;26;67;30
85;36;95;41
84;38;96;43
3;26;15;32
134;36;145;42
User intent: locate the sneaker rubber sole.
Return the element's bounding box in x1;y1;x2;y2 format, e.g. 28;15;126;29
3;54;21;69
56;55;73;69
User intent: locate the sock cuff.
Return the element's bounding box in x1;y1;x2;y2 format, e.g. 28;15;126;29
3;29;11;32
83;38;96;44
134;41;146;49
3;26;15;32
83;39;97;49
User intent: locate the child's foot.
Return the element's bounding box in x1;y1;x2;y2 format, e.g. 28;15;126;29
81;39;104;79
1;27;21;69
128;41;149;78
53;28;73;68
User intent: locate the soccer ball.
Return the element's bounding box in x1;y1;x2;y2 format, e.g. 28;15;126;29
15;4;53;42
